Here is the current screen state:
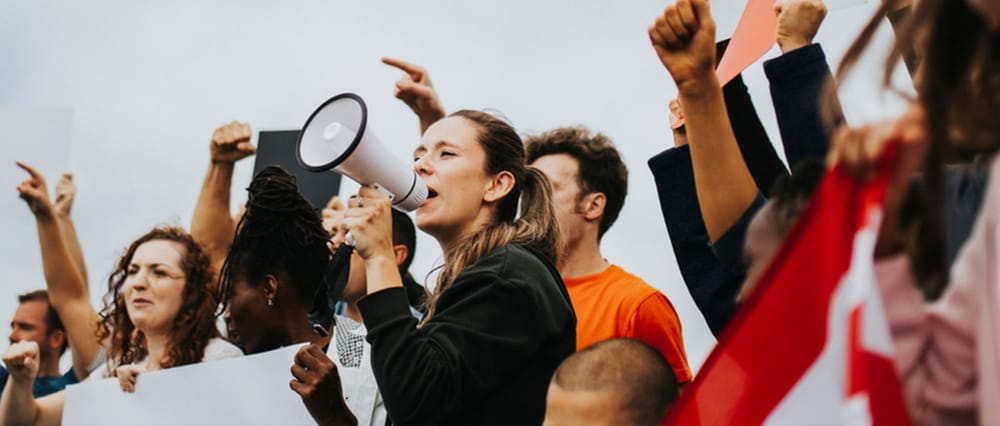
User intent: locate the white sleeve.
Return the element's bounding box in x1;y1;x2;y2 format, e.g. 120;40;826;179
201;338;244;362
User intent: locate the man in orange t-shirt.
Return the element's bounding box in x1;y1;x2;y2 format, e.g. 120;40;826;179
527;127;692;384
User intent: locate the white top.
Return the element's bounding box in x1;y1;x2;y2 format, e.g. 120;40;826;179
100;337;243;377
330;315;386;426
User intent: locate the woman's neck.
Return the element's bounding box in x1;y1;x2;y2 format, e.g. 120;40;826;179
275;307;328;347
436;210;497;257
144;331;169;371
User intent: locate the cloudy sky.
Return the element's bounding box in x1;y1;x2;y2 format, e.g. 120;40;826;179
0;0;907;370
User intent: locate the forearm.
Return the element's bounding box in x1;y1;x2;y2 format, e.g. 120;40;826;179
722;74;788;197
35;215;88;307
67;308;102;381
765;44;841;167
418;112;445;135
647;148;740;335
35;215;102;380
680;76;760;243
0;379;40;426
364;255;403;295
191;162;236;270
56;213;88;287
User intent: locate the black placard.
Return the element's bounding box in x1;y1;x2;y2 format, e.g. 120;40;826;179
253;130;342;210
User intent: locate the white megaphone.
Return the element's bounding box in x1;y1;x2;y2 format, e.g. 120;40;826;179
297;93;427;211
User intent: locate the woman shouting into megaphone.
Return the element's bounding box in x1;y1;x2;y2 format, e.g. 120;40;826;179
341;110;576;425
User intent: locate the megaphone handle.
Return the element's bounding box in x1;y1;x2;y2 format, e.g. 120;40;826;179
372;183;394;201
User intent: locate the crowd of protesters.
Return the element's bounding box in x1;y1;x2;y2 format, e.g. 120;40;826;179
2;0;998;423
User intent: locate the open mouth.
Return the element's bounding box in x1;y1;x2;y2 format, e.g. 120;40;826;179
422;186;438;206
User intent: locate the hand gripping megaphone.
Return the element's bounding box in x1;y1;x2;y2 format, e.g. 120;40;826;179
296;92;427;211
298;93;428;334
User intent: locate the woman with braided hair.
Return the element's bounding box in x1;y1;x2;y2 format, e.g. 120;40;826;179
217;166;359;426
217;166;331;356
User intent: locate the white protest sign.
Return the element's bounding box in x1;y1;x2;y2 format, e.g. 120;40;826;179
64;344;315;426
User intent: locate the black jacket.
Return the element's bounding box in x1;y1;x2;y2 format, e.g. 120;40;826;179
358;243;576;425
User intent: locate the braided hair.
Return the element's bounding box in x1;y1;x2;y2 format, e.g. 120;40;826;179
217;166;330;310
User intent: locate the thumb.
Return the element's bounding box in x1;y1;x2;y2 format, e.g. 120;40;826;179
691;0;714;29
236;142;257;154
398;81;434;99
18;186;45;201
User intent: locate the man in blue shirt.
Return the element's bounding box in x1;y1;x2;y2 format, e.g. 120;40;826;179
0;290;77;397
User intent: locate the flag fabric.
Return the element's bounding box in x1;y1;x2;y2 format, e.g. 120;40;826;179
665;153;911;425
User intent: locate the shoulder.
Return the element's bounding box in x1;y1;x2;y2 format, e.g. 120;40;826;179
604;265;661;297
461;244;559;288
202;338;244;361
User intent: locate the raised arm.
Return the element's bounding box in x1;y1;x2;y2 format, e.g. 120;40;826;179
52;173;88;288
648;0;759;242
382;57;447;135
0;341;64;426
190;121;255;278
766;0;843;167
16;162;102;381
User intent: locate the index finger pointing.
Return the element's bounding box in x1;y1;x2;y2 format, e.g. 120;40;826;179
381;57;424;80
15;162;42;180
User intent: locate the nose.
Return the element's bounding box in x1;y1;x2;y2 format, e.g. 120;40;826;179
125;271;150;292
8;328;18;344
223;305;232;322
414;156;432;176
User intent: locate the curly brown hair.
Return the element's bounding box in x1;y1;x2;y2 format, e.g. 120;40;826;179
96;226;220;373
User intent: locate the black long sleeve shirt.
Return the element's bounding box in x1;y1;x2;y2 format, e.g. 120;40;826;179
358;244;576;425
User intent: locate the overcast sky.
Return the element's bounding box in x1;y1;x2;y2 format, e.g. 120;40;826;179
0;0;907;371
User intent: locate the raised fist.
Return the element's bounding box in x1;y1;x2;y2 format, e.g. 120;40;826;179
775;0;828;54
211;121;256;164
53;172;77;217
3;341;40;385
648;0;718;93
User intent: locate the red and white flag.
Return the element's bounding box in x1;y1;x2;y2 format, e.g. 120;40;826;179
666;155;911;425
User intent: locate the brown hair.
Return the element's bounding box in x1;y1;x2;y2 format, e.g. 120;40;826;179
17;290;67;355
552;338;679;424
831;0;1000;298
524;126;629;240
96;226;219;372
422;110;560;323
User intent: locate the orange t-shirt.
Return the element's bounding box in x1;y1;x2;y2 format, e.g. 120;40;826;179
564;264;692;383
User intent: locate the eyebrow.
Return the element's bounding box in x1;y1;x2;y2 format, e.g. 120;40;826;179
414;140;461;157
11;321;34;329
130;262;182;272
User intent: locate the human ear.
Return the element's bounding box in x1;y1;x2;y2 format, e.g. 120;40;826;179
483;171;516;203
262;274;279;306
392;244;409;268
48;329;66;353
581;192;606;222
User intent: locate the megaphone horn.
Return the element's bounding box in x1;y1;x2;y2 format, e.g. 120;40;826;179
297;92;427;211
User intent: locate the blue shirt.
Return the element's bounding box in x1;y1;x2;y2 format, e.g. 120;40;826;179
0;364;78;398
